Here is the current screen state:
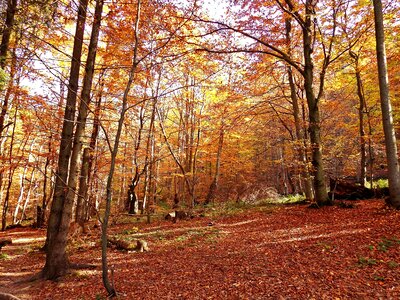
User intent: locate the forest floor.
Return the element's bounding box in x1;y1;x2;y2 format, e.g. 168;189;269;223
0;199;400;299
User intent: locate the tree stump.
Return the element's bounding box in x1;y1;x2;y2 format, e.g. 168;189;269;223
0;239;12;251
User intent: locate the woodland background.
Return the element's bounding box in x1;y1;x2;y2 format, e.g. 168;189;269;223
0;0;400;291
0;0;399;225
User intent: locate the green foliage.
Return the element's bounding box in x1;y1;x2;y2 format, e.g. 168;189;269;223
377;237;400;252
387;261;399;269
357;256;377;267
0;253;9;260
375;179;389;189
0;68;9;90
279;194;306;204
174;228;220;244
365;179;388;189
316;241;332;251
122;227;139;235
203;201;248;217
157;200;171;211
95;294;106;300
373;275;385;281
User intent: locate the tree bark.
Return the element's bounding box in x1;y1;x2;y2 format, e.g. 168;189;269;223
101;0;141;296
285;17;314;200
142;96;157;215
75;147;90;224
43;0;89;279
84;69;105;220
1;99;18;231
20;167;36;223
0;0;17;69
372;0;400;208
36;134;52;228
66;0;104;223
205;123;224;204
302;0;329;205
126;87;148;215
349;50;367;186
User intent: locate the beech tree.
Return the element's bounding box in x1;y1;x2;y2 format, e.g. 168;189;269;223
42;0;90;279
372;0;400;208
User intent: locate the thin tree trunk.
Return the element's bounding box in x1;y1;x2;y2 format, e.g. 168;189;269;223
85;69;104;220
191;114;202;206
13;138;36;224
366;107;374;188
157;106;194;206
349;50;367;186
75;147;90;224
142;95;157;215
13;167;27;225
127;86;148;214
101;1;141;296
37;135;52;228
372;0;400;207
1;104;17;230
205;122;224;205
20;167;36;222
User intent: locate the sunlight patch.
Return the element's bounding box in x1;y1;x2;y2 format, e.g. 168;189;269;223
0;271;32;277
264;228;371;245
218;219;259;227
12;237;46;244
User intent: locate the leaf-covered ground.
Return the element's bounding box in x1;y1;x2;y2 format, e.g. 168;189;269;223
1;200;400;299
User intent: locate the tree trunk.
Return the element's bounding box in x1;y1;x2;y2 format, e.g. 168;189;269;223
37;135;52;228
302;0;329;205
126;87;147;215
66;0;104;223
84;69;104;220
127;182;139;215
142;95;157;215
0;0;17;69
43;0;89;279
13;138;36;224
20;167;36;222
372;0;400;207
75;147;90;224
349;51;367;186
13;169;27;225
286;18;314;200
0;48;17;209
205;122;224;204
102;0;141;295
1;100;18;231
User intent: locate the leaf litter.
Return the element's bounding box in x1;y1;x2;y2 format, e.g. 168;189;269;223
0;200;399;299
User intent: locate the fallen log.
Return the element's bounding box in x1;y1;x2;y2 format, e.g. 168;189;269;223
165;210;194;223
108;237;149;252
329;178;374;200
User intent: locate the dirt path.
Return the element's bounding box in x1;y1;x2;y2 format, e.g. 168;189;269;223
1;200;399;299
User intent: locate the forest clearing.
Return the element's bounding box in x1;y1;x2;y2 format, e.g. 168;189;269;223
1;199;400;299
